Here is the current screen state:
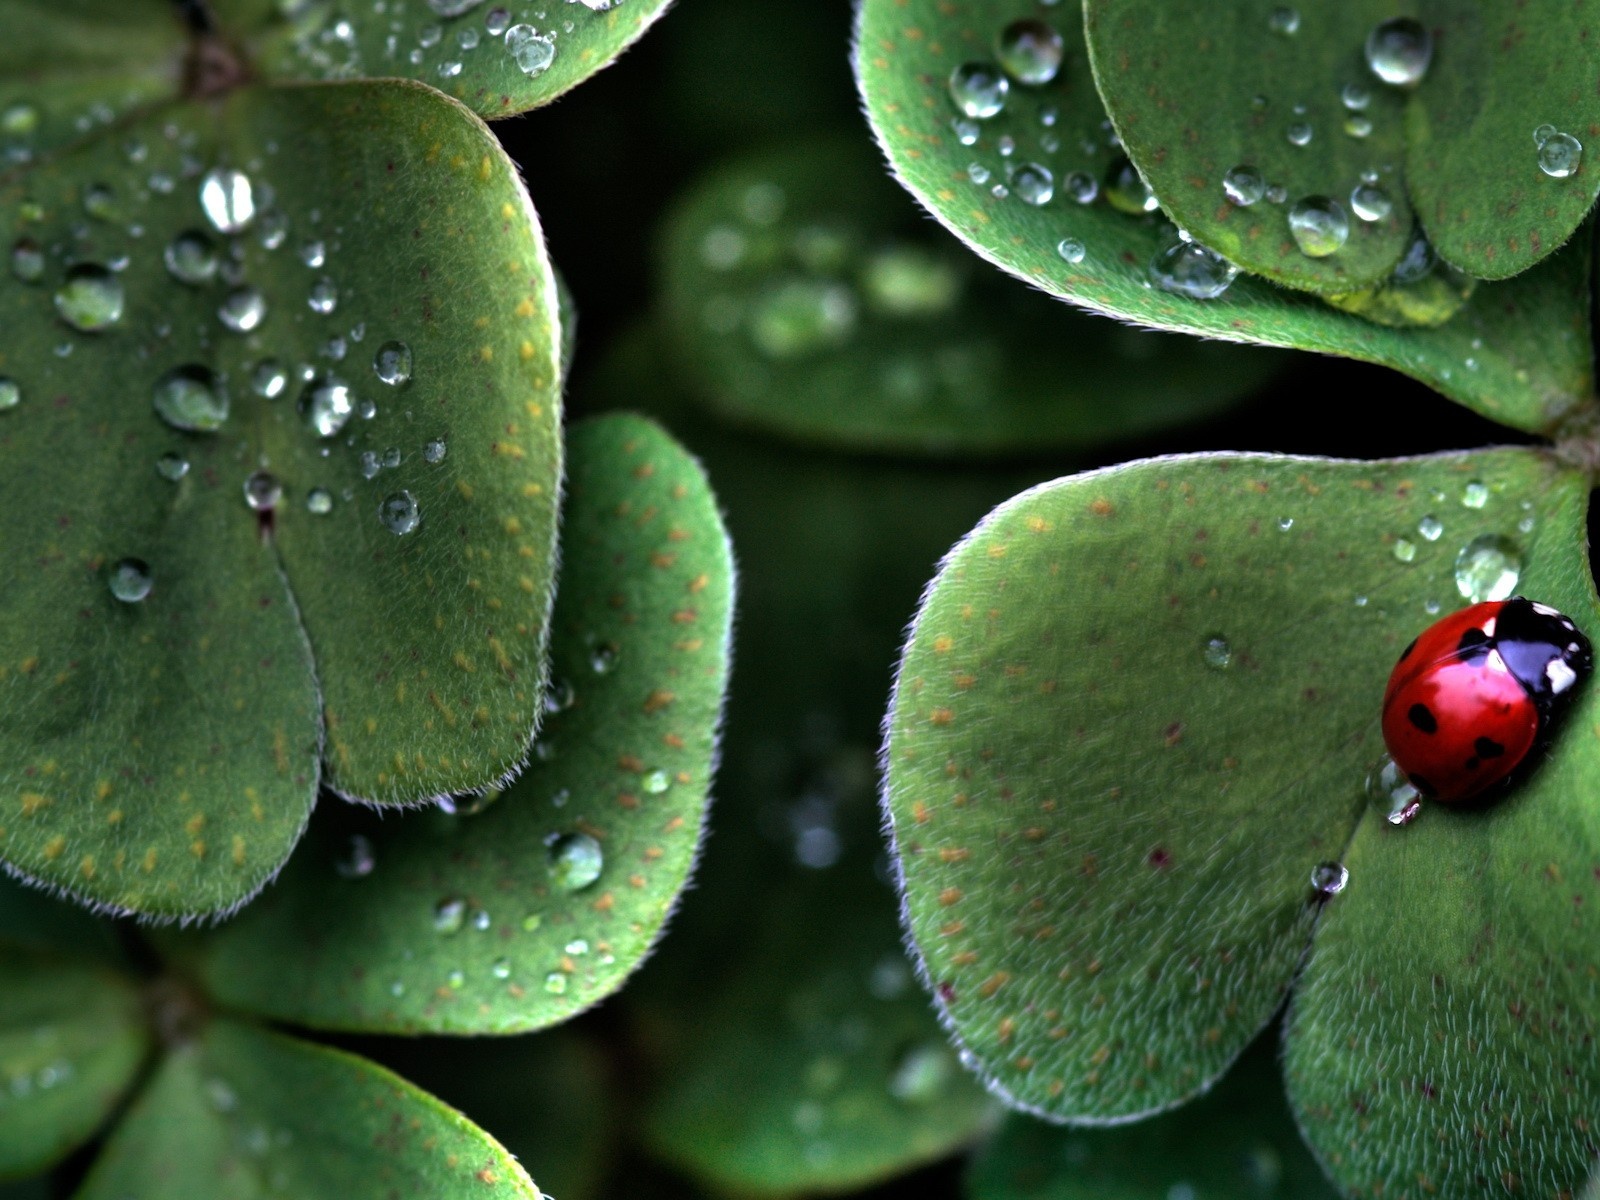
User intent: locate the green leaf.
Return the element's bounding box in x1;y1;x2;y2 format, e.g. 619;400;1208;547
660;138;1288;457
0;944;149;1180
74;1019;539;1200
220;0;674;118
1282;473;1600;1198
363;1029;613;1200
883;446;1584;1126
1083;2;1600;290
0;79;561;918
855;0;1597;434
967;1034;1338;1200
0;1;185;170
175;413;733;1033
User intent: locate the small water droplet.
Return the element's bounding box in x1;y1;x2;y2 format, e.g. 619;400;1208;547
950;116;980;146
543;971;569;994
1391;536;1417;564
1222;164;1266;206
642;768;671;794
306;487;333;514
1007;161;1053;205
1454;534;1521;603
1366;755;1421;825
156;452;189;481
299;239;326;269
360;450;382;480
446;968;466;988
163;230;218;285
308;277;338;315
1285;121;1313;147
152;365;228;432
109;558;152;603
966;161;991;186
589;641;618;673
1201;635;1232;670
1104;157;1159;214
1062;170;1098;204
54;264;123;331
1418;514;1443;542
243;470;281;512
252;359;288;399
1350;183;1392;222
491;957;512;980
1538;131;1583;178
1;101;38;136
1267;6;1300;34
1310;861;1348;898
1149;234;1239;299
546;832;604;890
432;896;467;934
1365;18;1432;87
82;182;117;221
995;19;1063;85
888;1042;953;1104
1277;516;1294;531
485;6;511;34
947;61;1009;119
218;286;267;333
299;375;354;438
10;238;44;283
1056;237;1086;264
1287;196;1349;258
378;491;420;535
389;980;406;997
199;167;256;234
335;834;375;879
505;23;556;75
1341;82;1372;111
1461;480;1489;509
565;937;590;956
0;378;18;411
423;437;448;464
1343;113;1374;139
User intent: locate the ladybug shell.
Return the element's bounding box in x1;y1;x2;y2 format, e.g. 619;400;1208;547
1381;598;1591;804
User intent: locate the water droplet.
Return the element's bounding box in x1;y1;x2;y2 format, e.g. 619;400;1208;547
1056;237;1086;264
1538;131;1583;178
1418;514;1443;542
543;971;568;995
109;558;152;603
1310;861;1348;898
218;286;267;333
642;769;671;794
1007;161;1053;205
485;6;511;33
308;277;338;314
152;365;228;432
521;912;542;932
0;378;18;411
1366;755;1421;825
966;162;991;185
1267;6;1300;35
299;375;354;438
546;832;603;890
432;896;467;934
1454;534;1521;603
565;937;589;956
199;167;256;234
54;264;123;332
1350;183;1392;222
491;957;512;980
205;1078;238;1113
504;23;556;75
389;980;406;997
1105;157;1159;215
1461;480;1489;509
950;116;980;146
1201;635;1232;669
446;969;466;988
948;61;1009;119
306;487;333;514
10;238;43;283
1149;235;1239;299
471;907;492;932
372;339;414;386
996;19;1063;85
162;230;218;286
1392;536;1416;564
1277;516;1294;531
1341;82;1371;111
379;490;420;536
423;437;448;464
1;101;38;136
156;452;189;481
1365;18;1432;87
1222;164;1266;206
335;834;375;879
1343;114;1373;139
1063;171;1098;204
1285;121;1313;147
749;279;857;358
242;470;281;512
589;641;618;673
299;239;326;269
256;209;287;251
252;360;288;399
360;450;382;480
1287;196;1349;258
888;1042;953;1104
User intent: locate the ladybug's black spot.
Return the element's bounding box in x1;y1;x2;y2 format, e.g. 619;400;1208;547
1398;637;1418;663
1455;628;1491;663
1408;703;1438;734
1409;773;1436;796
1474;736;1506;759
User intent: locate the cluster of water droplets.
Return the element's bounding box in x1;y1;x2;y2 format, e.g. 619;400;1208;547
201;1075;297;1183
0;1033;78;1115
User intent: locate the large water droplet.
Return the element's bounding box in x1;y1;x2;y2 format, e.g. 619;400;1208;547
1149;235;1239;300
1454;534;1521;603
547;832;603;890
948;62;1009;119
1222;164;1266;206
152;366;228;432
299;375;354;438
218;286;267;333
1310;861;1348;898
164;230;218;285
996;19;1063;85
54;264;124;332
1365;18;1432;87
109;558;152;603
374;340;413;385
1104;157;1159;215
243;470;281;512
1538;131;1583;178
1287;196;1349;257
504;23;556;75
1366;755;1421;825
199;167;256;234
0;378;19;411
379;490;420;535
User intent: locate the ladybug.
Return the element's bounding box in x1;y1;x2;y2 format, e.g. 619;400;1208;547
1382;598;1592;805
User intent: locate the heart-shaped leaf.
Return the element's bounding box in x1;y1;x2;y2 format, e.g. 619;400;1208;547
173;413;732;1033
219;0;674;118
0;79;561;919
883;445;1587;1135
855;0;1596;434
74;1019;539;1199
1283;465;1600;1197
1083;1;1600;290
0;944;149;1180
966;1034;1339;1200
659;138;1288;457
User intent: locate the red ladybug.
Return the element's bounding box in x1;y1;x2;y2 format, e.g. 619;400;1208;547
1382;598;1592;805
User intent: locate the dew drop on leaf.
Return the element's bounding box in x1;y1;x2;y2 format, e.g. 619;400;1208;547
10;237;43;283
642;769;671;794
423;437;448;464
1222;164;1265;206
1200;635;1232;670
485;6;510;34
887;1042;954;1104
1056;237;1086;264
306;487;333;514
218;285;268;333
947;62;1009;119
1063;170;1098;204
243;470;282;512
299;374;354;437
199;167;256;234
1148;236;1239;300
156;452;189;481
82;183;116;221
378;490;421;535
544;971;569;994
1007;161;1054;205
546;832;604;890
252;359;288;399
504;23;556;76
1366;754;1422;825
588;641;618;673
1267;6;1300;35
164;230;219;285
1285;121;1313;147
1350;183;1392;222
1418;514;1443;541
0;377;18;410
1392;537;1416;563
1286;196;1349;257
308;277;338;315
1537;131;1583;178
373;340;412;385
53;264;124;332
1103;157;1159;214
1461;480;1489;509
299;240;326;269
1365;18;1432;87
491;957;512;980
995;19;1063;85
432;896;467;934
152;365;228;432
1310;861;1349;898
1454;535;1521;603
108;558;152;604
